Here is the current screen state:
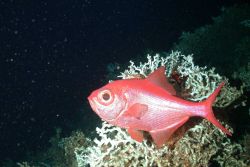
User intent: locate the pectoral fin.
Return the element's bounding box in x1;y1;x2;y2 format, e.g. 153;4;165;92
127;128;144;142
150;116;189;147
123;103;148;119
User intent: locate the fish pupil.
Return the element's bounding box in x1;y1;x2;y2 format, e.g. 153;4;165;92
102;93;110;101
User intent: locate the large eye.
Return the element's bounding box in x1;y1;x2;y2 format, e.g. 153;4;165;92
102;92;110;101
98;89;114;105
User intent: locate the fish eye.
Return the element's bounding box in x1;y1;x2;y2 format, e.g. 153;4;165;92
102;92;110;101
98;89;113;104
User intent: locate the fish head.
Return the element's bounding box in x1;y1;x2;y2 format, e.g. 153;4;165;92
88;82;128;122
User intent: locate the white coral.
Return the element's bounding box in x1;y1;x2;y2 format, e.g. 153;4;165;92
119;51;242;106
75;122;170;167
75;51;247;167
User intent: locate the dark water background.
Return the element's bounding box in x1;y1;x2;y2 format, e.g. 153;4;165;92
0;0;248;164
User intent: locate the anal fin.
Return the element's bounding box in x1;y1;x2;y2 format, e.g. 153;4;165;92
150;116;189;147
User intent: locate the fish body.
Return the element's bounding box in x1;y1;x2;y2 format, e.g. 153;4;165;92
88;66;232;147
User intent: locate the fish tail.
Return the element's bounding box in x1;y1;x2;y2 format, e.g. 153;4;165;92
203;82;232;136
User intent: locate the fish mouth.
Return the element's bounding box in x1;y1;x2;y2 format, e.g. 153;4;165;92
88;97;103;117
88;97;116;122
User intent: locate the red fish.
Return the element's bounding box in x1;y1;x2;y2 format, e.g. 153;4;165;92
88;66;232;147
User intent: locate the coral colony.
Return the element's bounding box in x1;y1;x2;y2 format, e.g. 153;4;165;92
74;51;248;167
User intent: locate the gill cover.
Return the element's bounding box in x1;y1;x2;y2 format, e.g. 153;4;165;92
89;87;127;121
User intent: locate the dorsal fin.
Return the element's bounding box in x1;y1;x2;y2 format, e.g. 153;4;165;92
146;66;176;95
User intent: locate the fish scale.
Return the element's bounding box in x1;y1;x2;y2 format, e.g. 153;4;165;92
88;66;232;147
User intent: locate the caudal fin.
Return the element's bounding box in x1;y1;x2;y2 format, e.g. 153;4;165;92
203;82;232;136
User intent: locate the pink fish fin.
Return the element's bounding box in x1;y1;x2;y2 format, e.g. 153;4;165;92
207;82;225;104
123;103;148;119
146;66;176;95
127;128;144;142
150;116;189;148
203;82;232;136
